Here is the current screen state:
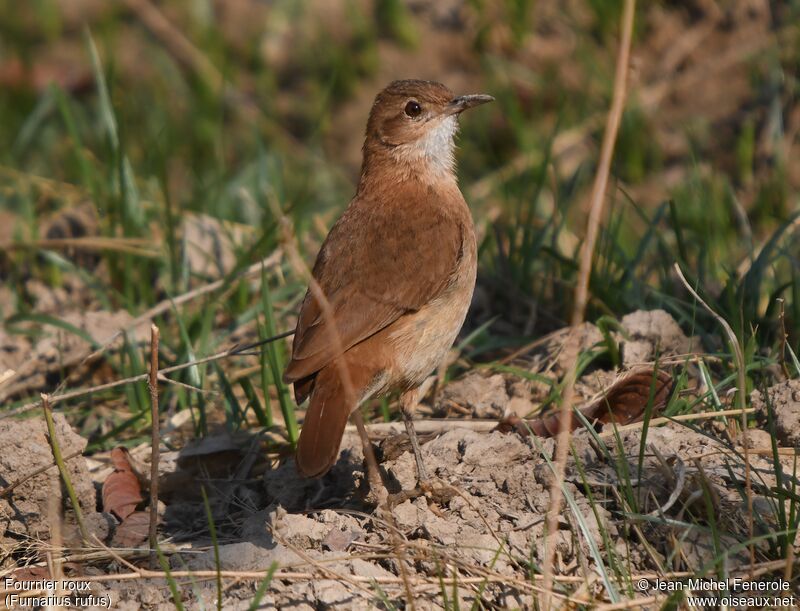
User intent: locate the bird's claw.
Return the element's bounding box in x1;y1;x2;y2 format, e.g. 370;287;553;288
385;477;456;509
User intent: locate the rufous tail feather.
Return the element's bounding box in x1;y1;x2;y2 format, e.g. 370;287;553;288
295;363;355;478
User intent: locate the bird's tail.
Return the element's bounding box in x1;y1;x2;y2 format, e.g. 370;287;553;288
295;361;361;478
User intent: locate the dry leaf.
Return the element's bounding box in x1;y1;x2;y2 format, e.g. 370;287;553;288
102;447;144;520
111;511;150;548
498;368;673;437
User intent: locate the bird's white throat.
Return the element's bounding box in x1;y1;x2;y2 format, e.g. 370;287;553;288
392;115;459;181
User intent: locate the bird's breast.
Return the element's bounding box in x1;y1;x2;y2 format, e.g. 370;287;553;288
386;225;477;389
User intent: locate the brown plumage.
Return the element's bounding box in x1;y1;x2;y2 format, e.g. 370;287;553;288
283;80;493;479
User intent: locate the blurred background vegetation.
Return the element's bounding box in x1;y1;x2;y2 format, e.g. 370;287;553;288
0;0;798;446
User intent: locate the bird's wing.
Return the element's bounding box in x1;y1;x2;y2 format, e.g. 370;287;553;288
283;193;466;383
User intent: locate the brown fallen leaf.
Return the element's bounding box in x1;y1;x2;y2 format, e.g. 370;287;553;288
111;510;150;548
102;447;144;521
497;368;674;437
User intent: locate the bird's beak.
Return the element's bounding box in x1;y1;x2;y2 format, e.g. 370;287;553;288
444;94;495;115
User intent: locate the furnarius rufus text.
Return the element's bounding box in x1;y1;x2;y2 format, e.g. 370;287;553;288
283;79;493;486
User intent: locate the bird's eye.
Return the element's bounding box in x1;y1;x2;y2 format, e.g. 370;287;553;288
404;100;422;118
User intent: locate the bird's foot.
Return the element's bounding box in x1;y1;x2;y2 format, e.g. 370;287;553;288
386;476;456;509
362;477;389;507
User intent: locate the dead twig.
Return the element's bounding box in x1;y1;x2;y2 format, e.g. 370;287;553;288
2;237;160;258
468;14;790;205
2;250;283;419
91;534;142;573
596;407;756;437
594;597;660;610
68;250;284;386
1;329;292;420
542;1;636;607
261;187;394;503
120;0;221;90
350;409;386;501
148;324;160;568
119;0;316;164
347;419;499;437
261;189;419;604
645;448;686;517
268;523;380;600
1;569;563;588
132;251;283;340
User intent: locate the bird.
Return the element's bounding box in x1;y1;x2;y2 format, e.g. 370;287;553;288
283;79;493;488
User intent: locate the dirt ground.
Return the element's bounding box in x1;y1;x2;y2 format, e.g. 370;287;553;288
2;309;799;608
2;398;798;608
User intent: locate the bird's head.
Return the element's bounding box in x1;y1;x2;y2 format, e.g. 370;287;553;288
361;79;493;183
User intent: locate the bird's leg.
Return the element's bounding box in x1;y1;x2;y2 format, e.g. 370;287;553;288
386;388;456;508
351;409;388;506
385;389;429;508
400;388;429;483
